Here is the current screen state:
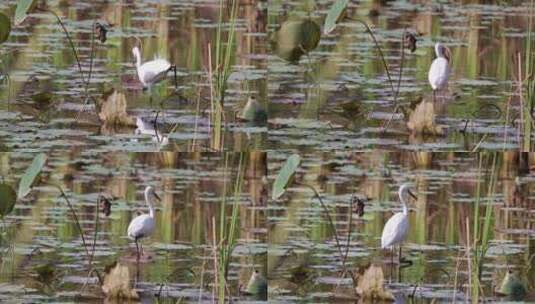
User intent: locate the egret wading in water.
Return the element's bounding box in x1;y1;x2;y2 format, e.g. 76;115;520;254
132;46;178;103
381;183;417;266
127;186;161;261
428;42;451;102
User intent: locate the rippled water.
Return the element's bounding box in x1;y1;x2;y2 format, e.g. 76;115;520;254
268;152;535;302
0;152;267;302
0;0;267;152
267;0;532;151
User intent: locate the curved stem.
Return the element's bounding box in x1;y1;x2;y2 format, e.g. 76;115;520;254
50;184;103;285
43;9;85;83
346;17;395;94
295;181;358;289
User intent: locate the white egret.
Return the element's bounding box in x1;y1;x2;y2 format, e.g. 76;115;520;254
428;42;451;102
132;46;177;95
381;183;417;265
127;186;161;260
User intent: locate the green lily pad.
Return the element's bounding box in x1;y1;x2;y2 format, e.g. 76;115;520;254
14;0;38;25
0;183;17;218
272;154;300;200
323;0;349;35
271;19;321;63
0;13;11;44
17;153;47;199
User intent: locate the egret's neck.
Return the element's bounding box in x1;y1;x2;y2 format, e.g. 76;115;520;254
135;51;142;69
145;191;155;218
400;192;408;215
435;45;444;58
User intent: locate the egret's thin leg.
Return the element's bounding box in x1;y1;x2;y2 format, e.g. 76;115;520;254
173;65;178;89
390;245;394;283
135;239;140;261
140;242;144;257
432;90;436;103
399;245;402;265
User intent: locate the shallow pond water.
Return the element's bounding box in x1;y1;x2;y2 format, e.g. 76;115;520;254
268;152;535;302
0;0;267;152
0;152;267;302
267;0;532;151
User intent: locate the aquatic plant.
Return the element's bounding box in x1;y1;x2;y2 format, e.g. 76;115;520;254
468;152;499;302
215;152;246;302
521;0;535;151
209;0;239;150
271;153;359;293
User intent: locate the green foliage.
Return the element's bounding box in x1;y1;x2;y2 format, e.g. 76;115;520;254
271;19;321;63
14;0;38;25
0;13;11;44
272;154;301;200
17;153;47;199
323;0;349;35
0;183;16;217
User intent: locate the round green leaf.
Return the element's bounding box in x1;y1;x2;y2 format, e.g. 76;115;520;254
14;0;38;25
17;153;47;199
0;13;11;44
272;154;301;200
271;19;321;63
323;0;349;35
0;183;17;217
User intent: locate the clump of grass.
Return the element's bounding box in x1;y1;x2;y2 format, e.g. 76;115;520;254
209;0;239;150
521;0;535;151
468;152;499;302
213;152;246;302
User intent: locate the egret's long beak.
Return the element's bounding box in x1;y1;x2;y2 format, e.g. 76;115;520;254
153;192;162;202
408;190;417;200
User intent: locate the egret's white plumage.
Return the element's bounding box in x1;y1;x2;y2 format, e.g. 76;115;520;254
381;183;416;264
428;43;451;101
132;47;171;90
127;185;160;260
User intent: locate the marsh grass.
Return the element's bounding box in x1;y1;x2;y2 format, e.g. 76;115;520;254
214;152;246;302
469;153;499;301
209;0;239;151
522;0;535;151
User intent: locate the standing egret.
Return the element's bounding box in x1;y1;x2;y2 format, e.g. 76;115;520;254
428;42;451;102
132;46;177;101
127;186;161;261
381;183;417;265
